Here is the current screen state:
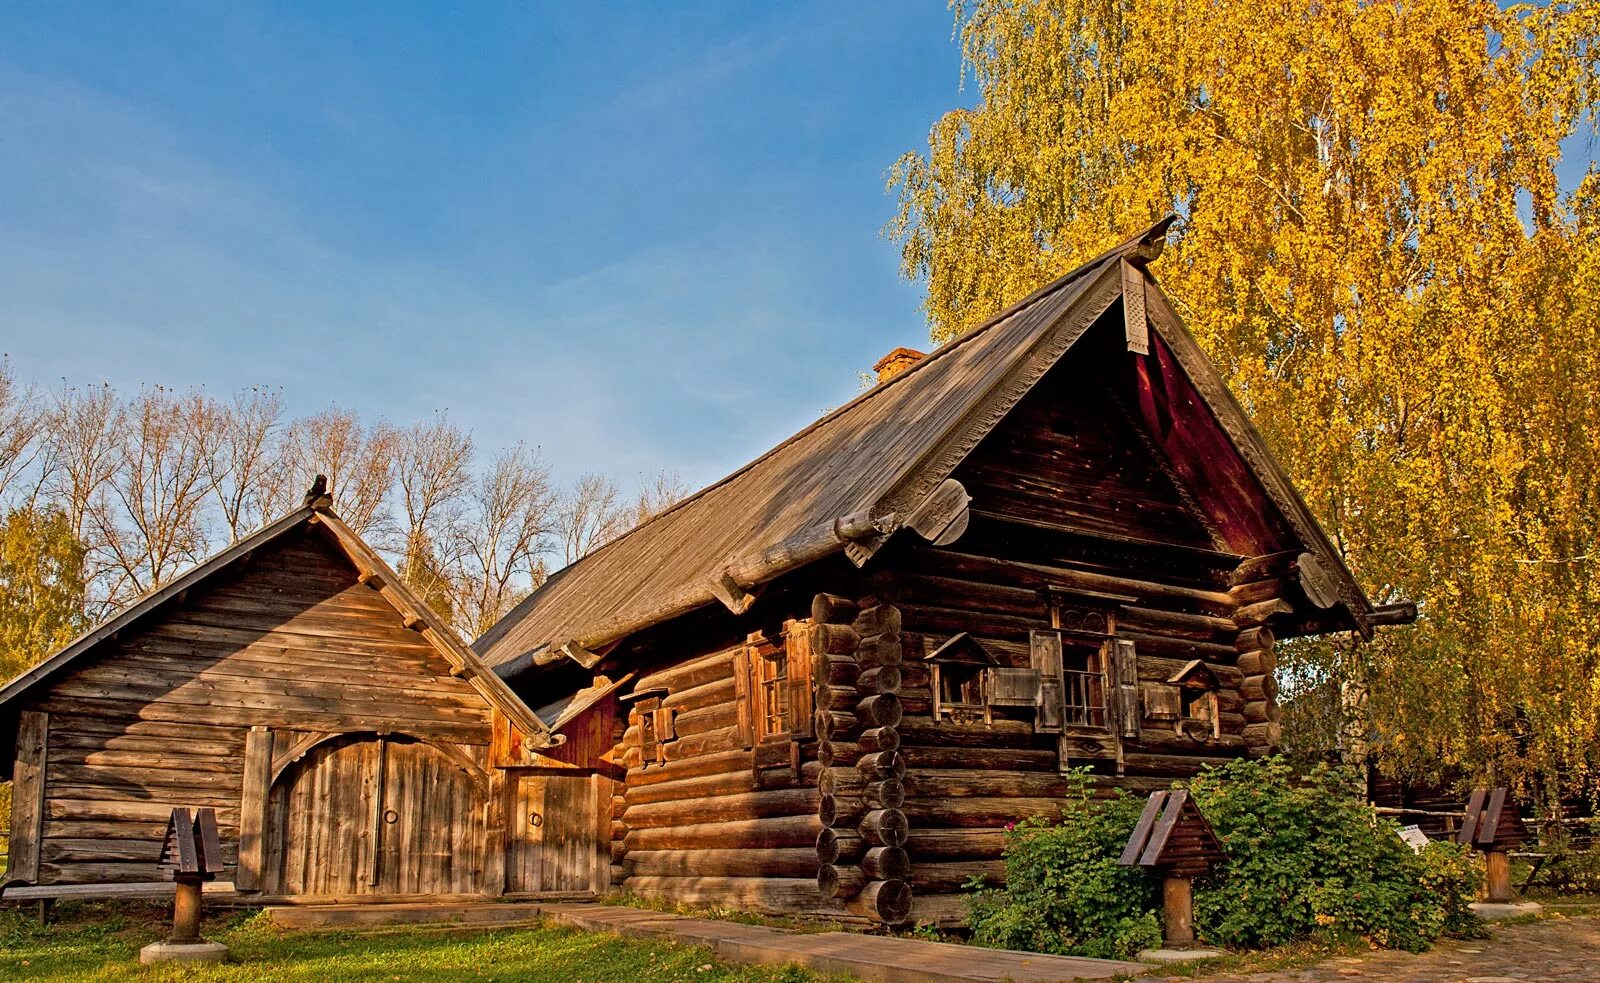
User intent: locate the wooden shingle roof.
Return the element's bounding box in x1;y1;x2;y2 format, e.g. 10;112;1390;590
476;217;1374;676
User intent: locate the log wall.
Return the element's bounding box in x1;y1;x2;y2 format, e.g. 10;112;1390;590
19;527;496;889
879;350;1288;923
610;590;913;924
886;543;1278;920
614;635;828;916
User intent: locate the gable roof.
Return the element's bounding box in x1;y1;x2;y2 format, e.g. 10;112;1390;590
0;502;556;747
477;217;1374;676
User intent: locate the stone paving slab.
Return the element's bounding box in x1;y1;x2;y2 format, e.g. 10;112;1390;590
540;903;1145;982
1195;914;1599;983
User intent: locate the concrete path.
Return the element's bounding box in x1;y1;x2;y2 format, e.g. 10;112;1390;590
538;903;1147;982
1200;914;1599;983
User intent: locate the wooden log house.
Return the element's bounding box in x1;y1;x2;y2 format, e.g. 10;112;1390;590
3;218;1413;919
472;218;1415;925
0;490;619;902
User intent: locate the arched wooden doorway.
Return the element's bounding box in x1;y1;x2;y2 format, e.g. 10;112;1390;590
264;733;490;898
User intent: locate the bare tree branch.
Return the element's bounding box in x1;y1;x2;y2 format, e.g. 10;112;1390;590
206;386;287;542
452;444;555;637
556;472;627;566
278;406;397;536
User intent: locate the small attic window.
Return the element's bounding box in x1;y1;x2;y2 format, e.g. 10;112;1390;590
924;632;999;725
940;664;985;716
1169;660;1220;739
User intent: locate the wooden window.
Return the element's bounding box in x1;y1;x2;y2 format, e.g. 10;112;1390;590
741;626;814;745
936;663;986;721
1167;660;1220;740
924;633;998;725
636;696;662;764
1039;588;1138;733
1179;687;1219;738
1060;641;1107;728
757;647;789;739
652;706;677;749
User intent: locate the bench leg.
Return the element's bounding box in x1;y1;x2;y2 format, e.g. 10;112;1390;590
36;899;54;926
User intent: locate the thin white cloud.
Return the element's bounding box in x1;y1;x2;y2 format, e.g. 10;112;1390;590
0;62;901;499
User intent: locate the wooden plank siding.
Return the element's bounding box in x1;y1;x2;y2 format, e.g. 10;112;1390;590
24;526;495;890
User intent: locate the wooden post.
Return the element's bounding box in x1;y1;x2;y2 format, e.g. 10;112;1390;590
170;876;204;944
235;726;273;891
1484;849;1514;903
1162;875;1194;947
143;807;227;964
1119;790;1225;952
1458;788;1529;904
8;711;48;884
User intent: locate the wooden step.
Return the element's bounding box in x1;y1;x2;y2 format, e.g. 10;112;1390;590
265;900;549;930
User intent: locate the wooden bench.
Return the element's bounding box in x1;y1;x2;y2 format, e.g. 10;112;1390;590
1;880;240;924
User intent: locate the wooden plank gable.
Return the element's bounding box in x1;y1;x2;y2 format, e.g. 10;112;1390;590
18;524;502;886
951;333;1223;554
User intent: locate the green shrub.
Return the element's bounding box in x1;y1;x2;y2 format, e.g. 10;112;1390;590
966;759;1482;958
1188;757;1475;952
966;769;1161;960
1531;822;1600;895
1416;840;1486;938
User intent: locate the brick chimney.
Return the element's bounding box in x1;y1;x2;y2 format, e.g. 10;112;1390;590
873;347;925;384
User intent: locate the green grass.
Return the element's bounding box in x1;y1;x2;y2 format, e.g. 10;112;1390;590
0;902;843;983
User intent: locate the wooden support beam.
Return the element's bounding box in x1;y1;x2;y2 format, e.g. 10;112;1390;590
234;726;273;892
8;710;48;883
707;570;760;616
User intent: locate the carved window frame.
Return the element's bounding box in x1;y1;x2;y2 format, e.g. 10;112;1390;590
1044;591;1115;730
1041;586;1140;738
752;634;790;742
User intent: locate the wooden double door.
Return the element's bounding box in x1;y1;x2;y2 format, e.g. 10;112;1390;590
504;769;605;895
266;734;490;898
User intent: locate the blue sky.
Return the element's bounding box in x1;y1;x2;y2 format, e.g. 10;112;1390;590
1;4;1595;498
0;2;962;492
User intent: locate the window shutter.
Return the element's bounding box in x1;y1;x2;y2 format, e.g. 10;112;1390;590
1143;683;1181;722
987;667;1041;706
637;697;661;765
784;619;815;740
1110;638;1141;738
651;706;677;765
733;646;754;748
1029;630;1065;735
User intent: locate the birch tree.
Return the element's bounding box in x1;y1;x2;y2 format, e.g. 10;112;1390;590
891;0;1600;801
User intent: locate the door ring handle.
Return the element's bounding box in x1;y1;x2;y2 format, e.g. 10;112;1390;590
529;812;544;828
383;809;399;824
